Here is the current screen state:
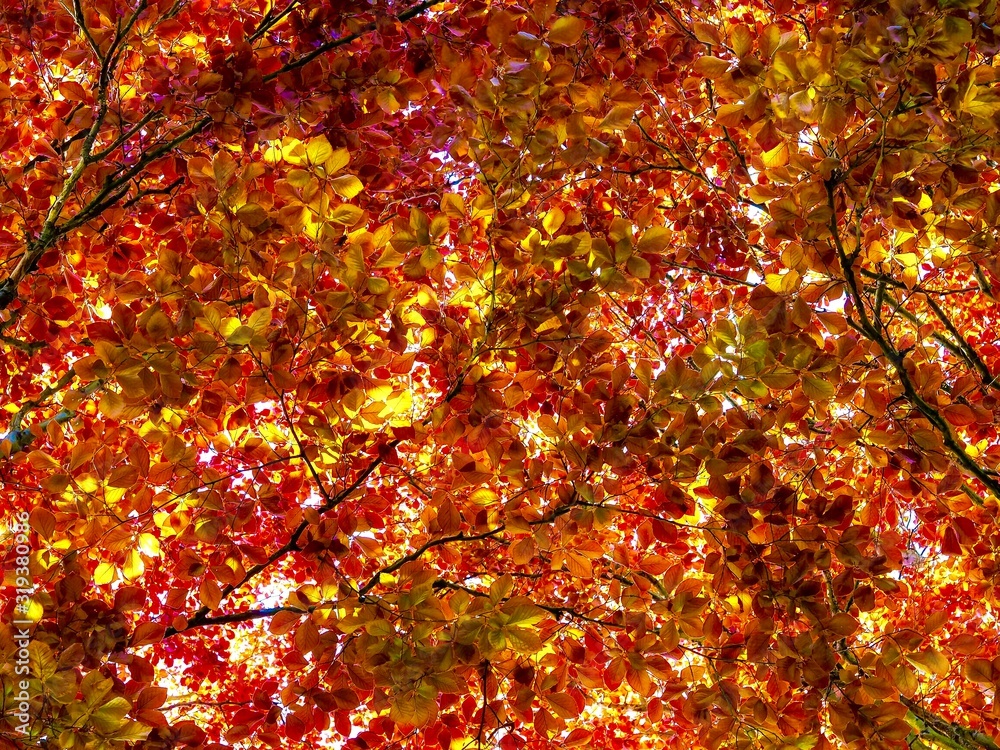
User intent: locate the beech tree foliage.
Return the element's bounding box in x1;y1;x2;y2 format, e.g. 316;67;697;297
4;0;1000;748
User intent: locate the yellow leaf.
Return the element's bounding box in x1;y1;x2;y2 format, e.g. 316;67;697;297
226;325;255;346
236;203;268;227
441;193;465;217
802;375;835;400
367;277;390;295
542;206;565;235
548;16;586;46
693;22;721;45
820;100;847;136
376;89;400;114
286;168;312;189
506;626;543;653
762;141;789;168
108;722;152;742
145;310;172;338
364;619;395;637
906;648;949;677
213;151;237;187
626;255;650;279
90;697;132;733
430;214;449;238
489;574;513;604
865;446;889;468
894;664;919;697
599;105;636;132
344;244;366;284
306;137;333;166
730;24;753;58
263;143;283;163
502;601;547;626
765;270;799;293
27;450;60;471
535;315;562;334
330;204;364;225
93;562;117;585
122;549;144;581
99;391;125;420
248;307;272;334
716;103;744;127
469;487;498;505
496;188;529;209
330;174;363;199
326;147;350;173
29;641;57;681
46;669;79;704
695;56;731;79
965;86;1000;118
790;736;820;750
964;658;995;684
390;691;437;727
637;227;671;253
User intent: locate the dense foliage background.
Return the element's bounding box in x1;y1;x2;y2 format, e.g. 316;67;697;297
3;0;1000;748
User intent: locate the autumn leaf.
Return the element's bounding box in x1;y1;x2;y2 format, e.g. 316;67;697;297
2;1;1000;748
90;697;132;733
600;105;637;132
548;16;586;46
964;659;996;685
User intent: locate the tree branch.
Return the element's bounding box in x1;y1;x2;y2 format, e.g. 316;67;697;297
825;179;1000;500
263;0;443;82
358;526;506;599
165;605;307;635
902;696;1000;750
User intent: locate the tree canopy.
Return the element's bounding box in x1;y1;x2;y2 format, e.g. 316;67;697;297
4;0;1000;748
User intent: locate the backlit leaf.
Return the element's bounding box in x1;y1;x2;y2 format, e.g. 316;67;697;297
548;16;586;46
330;204;364;225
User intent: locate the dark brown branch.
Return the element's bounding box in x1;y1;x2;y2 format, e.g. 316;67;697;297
248;0;303;43
90;109;163;162
263;0;443;81
477;660;490;749
879;290;966;362
0;1;444;311
59;117;212;236
632;119;766;209
357;526;507;598
825;179;1000;500
73;0;103;62
165;606;306;635
664;260;757;287
168;435;399;637
865;268;998;391
921;293;998;390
